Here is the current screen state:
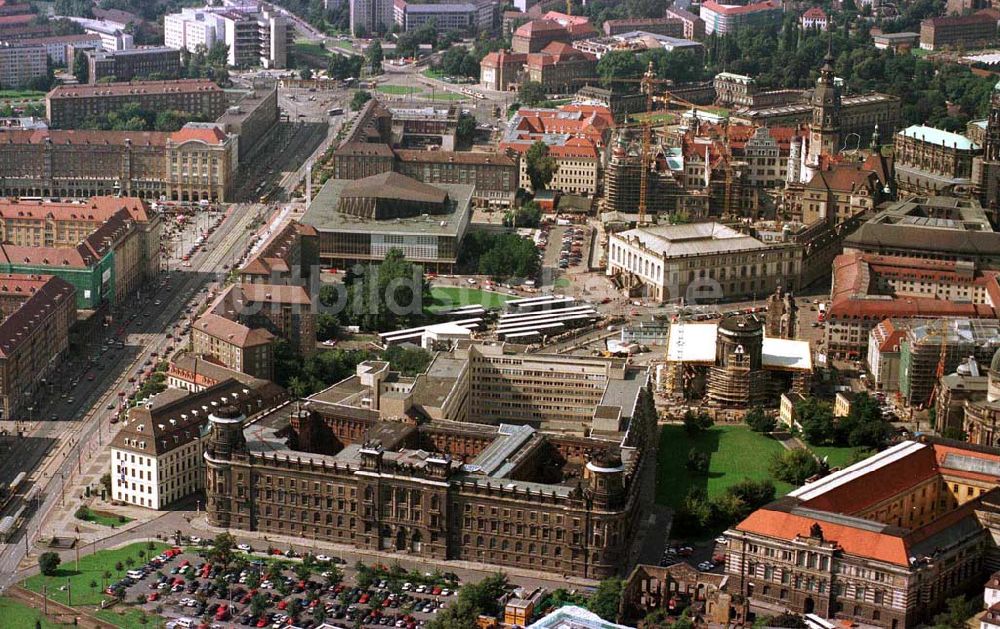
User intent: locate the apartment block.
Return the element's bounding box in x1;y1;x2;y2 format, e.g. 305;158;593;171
46;79;226;129
164;3;289;69
85;47;181;84
0;41;47;89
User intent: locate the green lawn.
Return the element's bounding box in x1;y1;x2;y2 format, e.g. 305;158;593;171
428;286;512;311
377;84;422;95
656;425;794;509
76;508;133;528
422;68;445;79
330;39;355;51
22;542;170;607
0;90;45;101
424;91;468;102
95;607;164;628
809;444;866;469
0;596;73;628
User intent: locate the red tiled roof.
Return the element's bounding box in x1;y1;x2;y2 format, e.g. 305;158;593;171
829;252;1000;319
804;163;880;193
701;0;781;16
47;79;221;100
0;196;152;223
514;19;567;37
480;50;527;67
169;125;227;145
193;312;274;348
802;7;827;18
0;129;169;146
738;508;911;565
0;13;32;25
0;274;74;358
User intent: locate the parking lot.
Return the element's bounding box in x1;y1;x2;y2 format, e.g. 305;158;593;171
113;542;460;629
541;224;590;275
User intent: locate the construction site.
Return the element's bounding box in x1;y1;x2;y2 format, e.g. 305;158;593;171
661;314;813;407
898;318;1000;408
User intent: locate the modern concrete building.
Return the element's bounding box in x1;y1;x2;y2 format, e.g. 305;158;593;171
85;47;181;84
920;12;996;51
19;33;103;66
0;41;47;89
350;0;394;36
164;3;289;69
700;0;782;35
392;0;497;33
602;17;685;37
303;172;473;271
46;79;227;130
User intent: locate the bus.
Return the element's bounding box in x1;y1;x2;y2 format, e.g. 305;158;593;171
259;192;271;204
328;107;344;116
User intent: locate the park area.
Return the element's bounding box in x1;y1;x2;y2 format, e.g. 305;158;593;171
427;286;511;312
23;542;169;608
0;596;73;628
655;424;794;509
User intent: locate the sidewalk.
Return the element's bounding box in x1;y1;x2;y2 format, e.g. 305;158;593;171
187;514;600;589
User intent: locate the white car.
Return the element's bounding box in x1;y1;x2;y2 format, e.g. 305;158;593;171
189;536;202;544
237;543;252;552
466;278;476;285
714;536;728;545
315;554;331;563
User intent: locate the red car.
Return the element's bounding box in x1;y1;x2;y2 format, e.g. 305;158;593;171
147;592;158;602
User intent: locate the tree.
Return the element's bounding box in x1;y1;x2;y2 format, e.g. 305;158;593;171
588;577;623;622
745;406;776;433
350;90;372;111
769;449;823;485
340;249;429;332
73;50;89;84
596;50;644;88
381;345;432;376
74;506;91;520
114;560;124;574
300;66;314;80
518;80;546;106
366;41;384;74
932;595;978;629
524;140;557;191
39;552;61;576
250;592;269;618
673;487;713;535
682;409;713;436
210;532;236;568
686;447;709;473
504;201;542;228
726;478;776;513
456;112;477;147
796;397;836;445
329;54;363;80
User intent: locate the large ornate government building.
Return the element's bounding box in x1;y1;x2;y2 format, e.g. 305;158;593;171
203;343;653;579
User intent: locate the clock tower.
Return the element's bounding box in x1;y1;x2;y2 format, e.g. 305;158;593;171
808;47;841;166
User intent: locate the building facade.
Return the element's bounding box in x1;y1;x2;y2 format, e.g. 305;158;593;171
0;274;75;420
164;3;289;68
894;125;981;195
110;378;285;509
393;0;497;33
920;13;996;51
191;313;275;380
0;41;47;89
524;42;596;94
46;79;227;130
85;47;181;84
700;0;783;35
726;439;999;628
607;223;804;303
203;347;654;579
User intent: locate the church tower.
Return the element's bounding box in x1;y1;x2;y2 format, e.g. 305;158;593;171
975;80;1000;223
807;46;841;166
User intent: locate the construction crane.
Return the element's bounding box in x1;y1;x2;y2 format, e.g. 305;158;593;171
578;68;699;224
926;319;950;410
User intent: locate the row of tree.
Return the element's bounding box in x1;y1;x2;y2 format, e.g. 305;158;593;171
458;232;541;281
77;102;209;132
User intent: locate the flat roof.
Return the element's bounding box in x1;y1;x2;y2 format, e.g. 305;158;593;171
614;222;767;258
899;124;980;151
666;322;812;371
303;178;473;237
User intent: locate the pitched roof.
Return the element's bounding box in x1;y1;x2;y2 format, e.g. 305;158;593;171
0;196;153;224
0;274;75;358
47;79;221;100
804;163;880;193
394;149;516;167
169;124;227;145
514;19;568;37
341;172;448;205
0;129;169;146
193;312;274;348
802;7;827;18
